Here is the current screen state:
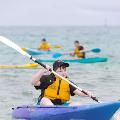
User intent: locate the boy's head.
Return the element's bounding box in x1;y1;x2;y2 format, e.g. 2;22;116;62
53;60;69;71
53;60;69;77
41;38;47;43
74;40;80;47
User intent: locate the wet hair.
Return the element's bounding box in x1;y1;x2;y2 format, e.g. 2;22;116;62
74;40;79;44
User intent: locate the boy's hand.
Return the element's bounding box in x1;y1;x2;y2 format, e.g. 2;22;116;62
85;90;93;97
45;64;52;72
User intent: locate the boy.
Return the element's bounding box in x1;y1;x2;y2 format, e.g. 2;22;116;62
70;40;85;58
38;38;50;51
32;60;91;106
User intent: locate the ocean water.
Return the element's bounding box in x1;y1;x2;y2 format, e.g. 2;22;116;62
0;26;120;120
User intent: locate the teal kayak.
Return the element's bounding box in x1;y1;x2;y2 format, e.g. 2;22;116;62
12;101;120;120
37;57;108;63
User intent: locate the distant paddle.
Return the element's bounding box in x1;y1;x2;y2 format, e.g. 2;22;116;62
51;45;61;49
52;48;101;58
91;48;101;53
22;45;61;52
22;45;62;52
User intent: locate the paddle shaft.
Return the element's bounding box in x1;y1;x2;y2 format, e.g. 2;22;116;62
53;48;101;58
0;36;100;103
63;48;100;55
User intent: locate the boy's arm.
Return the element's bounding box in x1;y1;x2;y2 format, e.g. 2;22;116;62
31;69;46;86
73;89;92;97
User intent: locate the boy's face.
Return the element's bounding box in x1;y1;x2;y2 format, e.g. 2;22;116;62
55;66;67;78
41;40;46;44
74;42;79;47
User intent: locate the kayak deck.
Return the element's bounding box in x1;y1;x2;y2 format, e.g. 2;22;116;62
37;57;108;63
12;101;120;120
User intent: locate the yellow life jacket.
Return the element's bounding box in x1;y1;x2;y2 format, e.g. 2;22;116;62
43;77;70;102
39;43;50;51
74;47;85;58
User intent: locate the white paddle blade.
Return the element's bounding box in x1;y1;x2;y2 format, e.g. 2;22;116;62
0;36;31;58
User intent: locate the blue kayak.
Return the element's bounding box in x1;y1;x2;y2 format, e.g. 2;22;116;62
37;57;108;63
12;101;120;120
23;48;54;55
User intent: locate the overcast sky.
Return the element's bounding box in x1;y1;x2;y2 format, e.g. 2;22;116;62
0;0;120;26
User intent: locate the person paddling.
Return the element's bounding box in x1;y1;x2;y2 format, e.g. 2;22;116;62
70;40;85;58
32;60;92;106
38;38;51;51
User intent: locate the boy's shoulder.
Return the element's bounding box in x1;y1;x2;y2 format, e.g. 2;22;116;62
40;73;55;82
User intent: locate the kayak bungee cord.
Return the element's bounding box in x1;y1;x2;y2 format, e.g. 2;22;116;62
0;36;100;103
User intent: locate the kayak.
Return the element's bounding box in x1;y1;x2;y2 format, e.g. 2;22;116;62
37;57;108;63
22;45;61;55
22;48;54;55
0;63;38;69
12;101;120;120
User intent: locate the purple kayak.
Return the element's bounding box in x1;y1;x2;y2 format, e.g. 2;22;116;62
12;101;120;120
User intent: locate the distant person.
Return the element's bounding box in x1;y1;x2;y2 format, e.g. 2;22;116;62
70;40;85;58
38;38;51;51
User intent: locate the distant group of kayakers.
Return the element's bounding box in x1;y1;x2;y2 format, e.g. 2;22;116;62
38;38;85;58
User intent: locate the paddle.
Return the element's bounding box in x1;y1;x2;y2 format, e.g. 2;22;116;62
0;36;100;103
51;45;61;49
52;48;101;58
22;45;62;52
